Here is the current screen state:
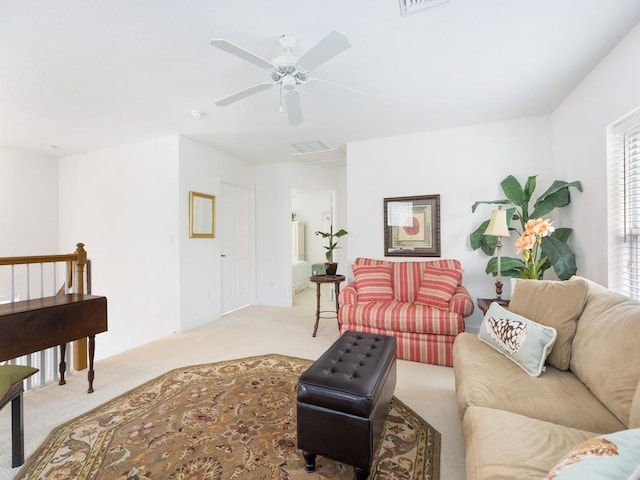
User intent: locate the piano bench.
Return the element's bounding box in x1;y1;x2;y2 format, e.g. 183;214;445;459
0;365;39;467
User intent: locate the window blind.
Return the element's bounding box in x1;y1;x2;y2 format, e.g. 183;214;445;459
608;111;640;299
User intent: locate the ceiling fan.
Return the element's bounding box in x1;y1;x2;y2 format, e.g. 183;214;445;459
209;31;365;126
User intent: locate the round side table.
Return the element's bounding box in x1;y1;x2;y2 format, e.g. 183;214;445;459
477;297;510;315
309;274;346;337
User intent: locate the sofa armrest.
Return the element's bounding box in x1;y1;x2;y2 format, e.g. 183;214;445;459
450;285;475;317
338;284;358;305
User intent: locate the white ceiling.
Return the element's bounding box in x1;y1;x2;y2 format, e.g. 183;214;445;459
1;0;640;164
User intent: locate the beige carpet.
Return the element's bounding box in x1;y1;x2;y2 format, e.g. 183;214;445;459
0;286;466;480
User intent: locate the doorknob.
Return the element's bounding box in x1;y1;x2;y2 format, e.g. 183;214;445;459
221;254;227;257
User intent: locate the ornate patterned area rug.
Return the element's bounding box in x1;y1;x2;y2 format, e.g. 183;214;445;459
16;354;440;480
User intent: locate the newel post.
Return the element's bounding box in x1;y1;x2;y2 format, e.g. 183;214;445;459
74;243;87;295
72;242;88;371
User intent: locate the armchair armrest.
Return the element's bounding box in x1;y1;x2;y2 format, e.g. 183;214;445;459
338;283;358;305
449;285;475;317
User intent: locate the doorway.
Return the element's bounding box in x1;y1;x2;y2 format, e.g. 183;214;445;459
290;188;335;300
220;181;254;314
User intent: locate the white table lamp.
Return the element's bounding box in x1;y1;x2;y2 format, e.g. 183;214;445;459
483;205;511;299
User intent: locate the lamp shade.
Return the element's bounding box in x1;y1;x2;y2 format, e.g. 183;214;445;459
484;207;511;237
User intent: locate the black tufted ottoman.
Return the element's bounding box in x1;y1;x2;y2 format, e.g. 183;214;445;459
297;331;397;480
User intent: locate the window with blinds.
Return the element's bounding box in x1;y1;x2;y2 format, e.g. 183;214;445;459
608;109;640;299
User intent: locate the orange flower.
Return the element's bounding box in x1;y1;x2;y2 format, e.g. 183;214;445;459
524;218;554;237
515;233;536;253
516;217;556;279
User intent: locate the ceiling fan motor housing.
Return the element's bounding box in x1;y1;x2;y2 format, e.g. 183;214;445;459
271;52;307;88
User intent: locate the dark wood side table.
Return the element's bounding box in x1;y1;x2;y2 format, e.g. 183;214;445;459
0;295;108;393
477;298;510;315
309;274;346;337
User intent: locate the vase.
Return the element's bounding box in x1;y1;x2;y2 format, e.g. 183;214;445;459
324;262;338;276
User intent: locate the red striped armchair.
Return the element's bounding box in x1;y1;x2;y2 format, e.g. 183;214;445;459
338;257;474;367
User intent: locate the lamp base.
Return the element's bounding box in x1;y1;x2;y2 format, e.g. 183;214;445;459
494;279;504;300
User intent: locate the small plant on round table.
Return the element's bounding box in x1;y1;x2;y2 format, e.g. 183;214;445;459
315;225;348;276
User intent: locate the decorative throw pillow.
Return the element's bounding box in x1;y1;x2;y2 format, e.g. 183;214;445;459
352;264;394;303
478;302;557;377
509;277;588;370
0;364;39;403
543;428;640;480
414;267;462;309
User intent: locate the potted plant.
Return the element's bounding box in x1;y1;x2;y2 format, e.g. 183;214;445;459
315;225;348;276
470;175;582;280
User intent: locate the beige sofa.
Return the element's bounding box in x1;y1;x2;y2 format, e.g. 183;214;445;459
453;277;640;479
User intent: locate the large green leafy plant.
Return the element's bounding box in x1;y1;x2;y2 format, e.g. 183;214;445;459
470;175;583;280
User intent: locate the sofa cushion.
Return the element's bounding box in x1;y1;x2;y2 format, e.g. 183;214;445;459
339;301;465;335
353;257;462;303
453;332;626;433
509;277;588;370
570;278;640;428
415;267;462;309
338;323;459;366
352;264;394;303
394;262;422;303
463;406;598;480
543;428;640;480
478;303;557;377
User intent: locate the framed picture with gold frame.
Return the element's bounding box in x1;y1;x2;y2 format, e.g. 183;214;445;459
383;194;440;257
189;191;215;238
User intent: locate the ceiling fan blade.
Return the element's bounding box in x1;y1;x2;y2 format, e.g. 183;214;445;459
209;39;273;69
306;78;367;103
215;82;274;106
298;30;351;71
285;91;303;126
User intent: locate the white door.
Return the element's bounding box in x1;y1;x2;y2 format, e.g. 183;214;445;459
220;182;252;314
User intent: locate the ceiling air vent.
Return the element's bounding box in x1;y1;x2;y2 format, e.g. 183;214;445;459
399;0;450;16
291;141;346;165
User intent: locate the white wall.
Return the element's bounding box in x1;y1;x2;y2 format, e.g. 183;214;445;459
551;22;640;286
346;116;553;330
178;136;255;331
0;147;58;256
255;162;346;307
59;136;181;360
58;135;257;360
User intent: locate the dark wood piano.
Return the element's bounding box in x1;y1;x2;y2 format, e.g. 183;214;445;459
0;294;108;393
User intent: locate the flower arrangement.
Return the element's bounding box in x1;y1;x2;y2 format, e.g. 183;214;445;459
515;218;555;279
470;175;583;281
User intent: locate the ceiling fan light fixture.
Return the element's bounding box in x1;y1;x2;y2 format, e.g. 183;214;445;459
281;75;297;91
